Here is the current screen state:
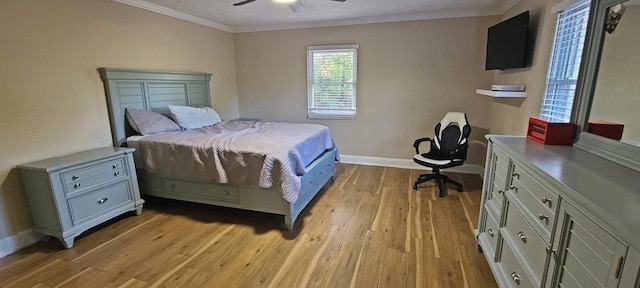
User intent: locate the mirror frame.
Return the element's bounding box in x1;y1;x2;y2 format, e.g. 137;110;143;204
571;0;640;171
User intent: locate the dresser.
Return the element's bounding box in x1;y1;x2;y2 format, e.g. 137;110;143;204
18;147;144;248
477;136;640;288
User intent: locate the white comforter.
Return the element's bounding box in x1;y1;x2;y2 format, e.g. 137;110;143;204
135;120;338;203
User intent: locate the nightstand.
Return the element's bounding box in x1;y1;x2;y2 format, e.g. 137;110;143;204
17;147;144;248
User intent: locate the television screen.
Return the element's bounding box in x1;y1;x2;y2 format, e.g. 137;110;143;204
485;11;529;70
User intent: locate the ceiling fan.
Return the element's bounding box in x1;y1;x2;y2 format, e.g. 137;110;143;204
233;0;347;13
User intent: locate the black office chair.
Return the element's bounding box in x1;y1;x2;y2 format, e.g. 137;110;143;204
412;112;471;197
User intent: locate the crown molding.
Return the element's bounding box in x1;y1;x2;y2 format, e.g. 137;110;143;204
113;0;234;33
114;0;521;34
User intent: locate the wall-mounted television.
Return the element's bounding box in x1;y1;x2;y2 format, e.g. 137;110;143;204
485;11;530;70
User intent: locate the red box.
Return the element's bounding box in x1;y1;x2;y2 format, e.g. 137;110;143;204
587;119;624;140
527;117;574;146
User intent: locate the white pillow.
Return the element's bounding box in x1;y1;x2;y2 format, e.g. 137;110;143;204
167;105;222;129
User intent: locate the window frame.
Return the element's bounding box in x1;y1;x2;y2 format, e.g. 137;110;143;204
306;44;359;120
539;0;591;123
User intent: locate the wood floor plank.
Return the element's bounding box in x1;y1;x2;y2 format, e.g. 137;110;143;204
350;230;386;288
1;163;497;288
378;248;411;288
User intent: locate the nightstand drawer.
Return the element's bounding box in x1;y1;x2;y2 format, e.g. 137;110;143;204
64;167;126;196
68;181;133;224
503;200;549;284
62;158;125;183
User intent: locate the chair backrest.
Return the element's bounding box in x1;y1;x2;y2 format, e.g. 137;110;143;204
432;112;471;159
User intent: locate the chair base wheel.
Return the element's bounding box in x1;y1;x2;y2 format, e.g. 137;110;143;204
413;184;418;190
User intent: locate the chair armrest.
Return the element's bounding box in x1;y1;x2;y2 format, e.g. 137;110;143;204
413;137;433;154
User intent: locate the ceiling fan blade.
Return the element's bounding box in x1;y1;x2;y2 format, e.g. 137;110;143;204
233;0;257;6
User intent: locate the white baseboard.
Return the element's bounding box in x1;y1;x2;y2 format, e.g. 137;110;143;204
339;154;484;175
0;228;41;259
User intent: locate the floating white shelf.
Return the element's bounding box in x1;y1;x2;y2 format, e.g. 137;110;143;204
476;89;527;98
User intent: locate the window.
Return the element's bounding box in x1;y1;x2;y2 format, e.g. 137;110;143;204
307;45;358;119
539;0;590;123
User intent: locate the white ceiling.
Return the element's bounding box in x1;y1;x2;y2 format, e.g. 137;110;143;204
115;0;520;33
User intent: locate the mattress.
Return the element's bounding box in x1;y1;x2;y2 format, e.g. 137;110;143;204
127;120;338;203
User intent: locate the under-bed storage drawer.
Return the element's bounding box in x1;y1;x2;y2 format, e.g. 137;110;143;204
163;178;240;203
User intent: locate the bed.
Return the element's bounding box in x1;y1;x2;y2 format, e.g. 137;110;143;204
99;68;337;230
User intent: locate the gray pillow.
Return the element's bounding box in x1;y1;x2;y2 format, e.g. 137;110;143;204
125;108;182;135
168;105;222;129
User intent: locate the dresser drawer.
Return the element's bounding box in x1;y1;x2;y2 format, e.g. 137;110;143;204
510;181;557;239
491;175;506;205
503;200;549;286
509;164;558;239
68;181;133;224
64;167;126;196
497;238;535;288
484;208;501;258
62;158;125;183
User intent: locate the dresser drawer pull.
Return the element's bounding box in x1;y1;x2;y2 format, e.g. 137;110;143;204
112;164;118;169
74;183;81;189
546;246;556;255
538;214;549;224
517;231;527;243
72;175;79;180
225;191;230;196
487;229;494;237
510;185;518;193
615;256;624;279
541;197;553;208
97;198;108;205
512;171;520;179
511;272;521;285
114;171;120;176
498;189;504;194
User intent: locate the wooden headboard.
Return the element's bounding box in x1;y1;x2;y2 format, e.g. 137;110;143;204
99;68;212;147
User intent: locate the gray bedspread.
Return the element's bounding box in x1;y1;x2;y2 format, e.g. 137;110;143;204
136;120;338;203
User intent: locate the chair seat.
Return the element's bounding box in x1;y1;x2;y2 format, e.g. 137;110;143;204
413;152;464;169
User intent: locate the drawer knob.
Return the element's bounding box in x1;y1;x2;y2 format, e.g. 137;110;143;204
498;189;504;194
512;171;520;179
225;191;230;196
517;231;527;243
511;272;521;285
487;229;494;237
72;175;79;180
541;197;553;208
112;164;118;169
114;171;120;176
510;185;518;193
97;198;108;205
74;183;81;189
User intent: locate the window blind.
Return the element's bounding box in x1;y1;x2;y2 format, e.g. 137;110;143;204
307;45;358;119
539;0;590;123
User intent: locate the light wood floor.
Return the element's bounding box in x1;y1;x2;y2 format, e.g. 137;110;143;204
0;164;497;288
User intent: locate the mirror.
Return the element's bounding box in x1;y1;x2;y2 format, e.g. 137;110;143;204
572;0;640;171
590;1;640;146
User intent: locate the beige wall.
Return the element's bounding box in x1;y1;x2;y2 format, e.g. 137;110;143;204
591;5;640;142
487;0;560;135
0;0;239;240
234;18;498;165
